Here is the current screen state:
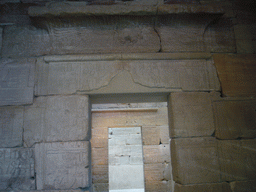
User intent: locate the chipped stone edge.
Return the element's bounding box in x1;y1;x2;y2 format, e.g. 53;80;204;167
43;53;213;63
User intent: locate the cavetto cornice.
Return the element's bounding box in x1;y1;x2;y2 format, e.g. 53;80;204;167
28;3;224;17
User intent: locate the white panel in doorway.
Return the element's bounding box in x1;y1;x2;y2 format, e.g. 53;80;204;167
108;127;145;192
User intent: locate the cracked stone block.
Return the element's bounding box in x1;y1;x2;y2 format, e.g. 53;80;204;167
2;26;50;58
23;95;89;147
0;148;35;190
35;141;90;190
171;137;221;184
0;59;35;106
0;106;23;148
169;92;215;137
213;54;256;97
230;180;256;192
36;58;219;95
174;183;232;192
213;100;256;139
218;140;256;181
143;144;171;164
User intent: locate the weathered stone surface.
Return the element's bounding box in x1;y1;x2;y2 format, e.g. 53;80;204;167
24;95;89;147
234;25;254;53
0;148;35;190
204;17;236;53
2;26;50;58
143;144;171;164
213;54;256;97
174;182;232;192
169;92;215;137
91;127;108;148
36;58;220;95
144;163;165;182
93;183;108;192
0;27;2;57
0;59;35;106
0;106;23;147
145;180;172;192
213;100;256;139
92;165;108;183
218;140;256;181
35;141;89;190
171;137;220;184
230;180;256;192
92;148;108;166
142;126;161;145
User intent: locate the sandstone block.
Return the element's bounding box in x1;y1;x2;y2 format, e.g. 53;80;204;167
145;180;170;192
218;140;256;181
23;95;89;147
213;54;256;97
0;106;23;147
93;183;108;192
142;126;160;145
92;148;108;166
213;100;256;139
35;141;89;190
92;165;108;183
144;163;165;182
143;144;171;164
230;180;256;192
0;59;35;106
171;137;221;184
174;182;232;192
0;148;35;190
2;26;50;58
169;92;215;137
91;127;108;148
36;58;220;95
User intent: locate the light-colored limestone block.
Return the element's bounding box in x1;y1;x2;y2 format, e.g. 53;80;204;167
174;182;232;192
218;140;256;181
143;144;170;164
0;59;35;106
0;148;35;190
169;92;215;137
171;137;221;184
213;54;256;97
2;26;50;58
213;100;256;139
35;141;89;190
36;58;220;95
230;180;256;192
0;106;23;147
24;95;89;147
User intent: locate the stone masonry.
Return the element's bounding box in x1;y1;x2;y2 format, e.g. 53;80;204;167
0;0;256;191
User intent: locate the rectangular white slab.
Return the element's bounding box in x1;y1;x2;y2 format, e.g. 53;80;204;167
35;141;90;190
0;59;35;106
0;106;23;147
24;95;89;147
0;148;35;190
108;127;145;191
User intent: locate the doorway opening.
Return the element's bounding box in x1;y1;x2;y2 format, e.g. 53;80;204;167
91;101;173;192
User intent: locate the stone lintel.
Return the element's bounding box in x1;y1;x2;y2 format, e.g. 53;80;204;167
43;53;213;63
28;4;224;17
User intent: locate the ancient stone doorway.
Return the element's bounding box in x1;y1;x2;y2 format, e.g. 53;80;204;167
91;101;173;192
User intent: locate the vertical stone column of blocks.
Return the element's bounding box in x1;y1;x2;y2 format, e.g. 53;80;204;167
35;141;90;190
0;58;35;106
23;95;90;147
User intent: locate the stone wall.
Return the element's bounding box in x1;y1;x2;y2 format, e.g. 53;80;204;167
0;0;256;191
